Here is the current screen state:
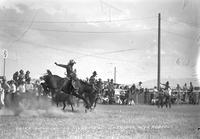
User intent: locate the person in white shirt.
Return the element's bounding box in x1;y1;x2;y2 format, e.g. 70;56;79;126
25;78;34;93
17;81;26;93
0;82;5;106
136;81;144;94
34;80;43;100
135;81;143;104
151;86;158;104
10;80;16;101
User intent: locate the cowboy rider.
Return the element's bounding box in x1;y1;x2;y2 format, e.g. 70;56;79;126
55;59;76;79
161;81;172;97
89;71;97;84
161;81;170;91
89;71;97;90
55;59;77;93
160;81;172;107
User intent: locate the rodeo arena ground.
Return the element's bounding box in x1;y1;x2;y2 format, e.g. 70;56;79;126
0;69;199;139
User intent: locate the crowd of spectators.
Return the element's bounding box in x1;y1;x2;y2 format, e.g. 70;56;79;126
150;81;196;104
0;70;43;107
0;69;199;107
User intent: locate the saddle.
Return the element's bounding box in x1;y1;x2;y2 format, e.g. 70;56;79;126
71;79;79;90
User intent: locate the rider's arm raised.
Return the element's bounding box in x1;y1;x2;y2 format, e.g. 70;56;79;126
160;83;166;86
55;62;67;68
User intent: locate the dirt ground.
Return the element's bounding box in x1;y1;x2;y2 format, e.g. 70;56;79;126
0;100;199;139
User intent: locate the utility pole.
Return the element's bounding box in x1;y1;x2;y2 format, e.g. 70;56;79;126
2;49;8;77
3;58;6;76
114;66;116;83
157;13;161;91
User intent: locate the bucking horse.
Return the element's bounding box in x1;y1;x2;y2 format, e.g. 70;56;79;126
41;70;98;112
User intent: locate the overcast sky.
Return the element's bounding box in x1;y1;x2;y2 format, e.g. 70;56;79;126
0;0;199;86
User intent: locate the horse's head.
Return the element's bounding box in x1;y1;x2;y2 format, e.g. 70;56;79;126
41;69;54;83
40;82;50;95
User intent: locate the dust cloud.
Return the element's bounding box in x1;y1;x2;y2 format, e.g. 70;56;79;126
0;94;81;117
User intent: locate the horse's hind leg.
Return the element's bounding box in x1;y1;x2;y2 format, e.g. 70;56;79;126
72;93;90;110
62;102;66;110
70;104;74;112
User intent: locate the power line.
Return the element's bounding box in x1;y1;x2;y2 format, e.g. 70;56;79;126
30;27;156;34
161;29;196;40
12;39;137;63
19;39;87;55
76;48;138;59
1;24;157;34
95;48;138;55
0;16;156;24
8;11;38;47
161;18;200;29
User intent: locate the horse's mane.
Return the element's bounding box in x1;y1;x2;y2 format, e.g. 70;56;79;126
42;70;65;82
52;74;63;79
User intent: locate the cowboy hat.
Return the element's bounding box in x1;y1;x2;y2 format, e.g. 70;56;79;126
69;59;76;64
93;71;97;75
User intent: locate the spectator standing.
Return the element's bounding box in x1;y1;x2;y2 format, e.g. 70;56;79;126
0;82;5;107
34;80;43;100
25;78;34;93
136;81;143;93
25;70;31;83
1;77;10;107
176;84;182;104
135;81;143;104
10;80;16;101
17;81;26;93
1;76;10;93
151;86;158;104
188;82;193;93
13;71;19;86
182;83;188;102
188;82;193;103
18;69;25;85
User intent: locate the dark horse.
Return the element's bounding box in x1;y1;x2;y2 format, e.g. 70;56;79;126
41;82;75;111
41;70;96;111
53;92;75;111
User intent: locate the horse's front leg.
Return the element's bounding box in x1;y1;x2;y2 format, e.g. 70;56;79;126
62;101;66;110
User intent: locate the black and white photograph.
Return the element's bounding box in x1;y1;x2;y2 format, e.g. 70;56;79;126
0;0;199;138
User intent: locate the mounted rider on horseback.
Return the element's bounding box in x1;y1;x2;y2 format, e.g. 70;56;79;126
55;59;78;93
160;81;172;108
89;71;98;92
